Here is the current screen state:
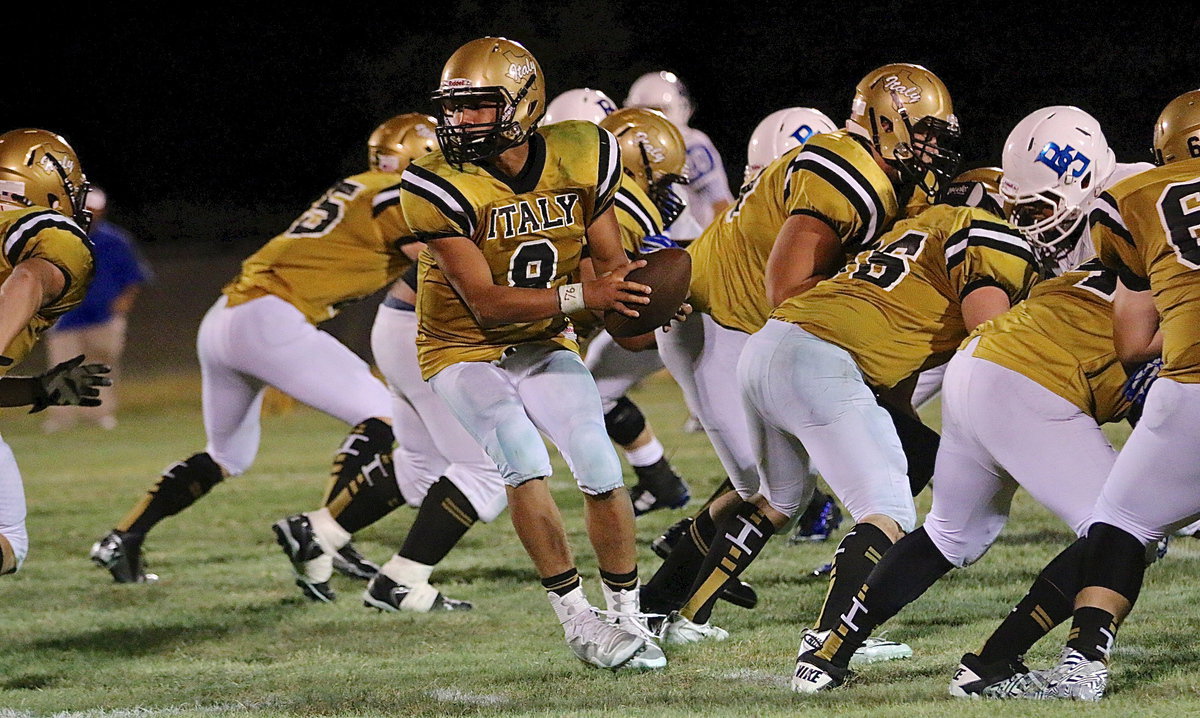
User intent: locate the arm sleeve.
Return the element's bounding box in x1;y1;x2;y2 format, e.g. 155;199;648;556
613;184;664;255
3;212;94;303
946;219;1040;302
373;182;420;248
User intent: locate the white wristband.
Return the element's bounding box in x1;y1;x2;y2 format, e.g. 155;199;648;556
557;283;586;315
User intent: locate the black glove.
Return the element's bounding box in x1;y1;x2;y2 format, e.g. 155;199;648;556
0;355;12;367
29;355;112;413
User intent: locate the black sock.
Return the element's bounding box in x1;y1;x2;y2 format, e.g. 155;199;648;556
822;527;952;668
603;396;645;446
542;567;582;597
1066;607;1119;663
815;522;894;632
322;418;395;504
323;418;401;532
397;477;478;565
600;568;639;593
116;452;224;536
642;508;718;614
978;538;1086;664
680;501;775;624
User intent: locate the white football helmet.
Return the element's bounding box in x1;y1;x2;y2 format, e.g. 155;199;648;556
544;88;618;125
1000;106;1115;258
744;107;837;183
625;71;693;129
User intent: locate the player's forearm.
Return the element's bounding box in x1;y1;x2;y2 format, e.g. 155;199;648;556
465;285;564;329
1113;283;1160;365
0;377;38;407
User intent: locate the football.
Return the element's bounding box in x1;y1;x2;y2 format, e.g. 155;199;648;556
604;248;692;338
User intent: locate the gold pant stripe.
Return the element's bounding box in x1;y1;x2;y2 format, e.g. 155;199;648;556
816;634;844;662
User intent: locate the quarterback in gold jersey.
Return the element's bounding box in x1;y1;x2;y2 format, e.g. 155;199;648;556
399;37;667;671
642;64;961;641
0;129;107;574
1004;90;1200;701
91;114;437;588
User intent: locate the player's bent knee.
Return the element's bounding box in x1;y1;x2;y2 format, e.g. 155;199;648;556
569;427;624;495
603;396;646;446
923;524;974;569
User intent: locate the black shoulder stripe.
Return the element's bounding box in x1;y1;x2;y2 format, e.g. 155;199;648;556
615;187;660;238
4;211;90;266
795;142;887;244
1089;202;1135;247
372;182;403;218
403;165;476;236
594;126;622;221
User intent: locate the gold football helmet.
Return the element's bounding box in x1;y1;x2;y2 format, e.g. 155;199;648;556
599;108;689;227
941;166;1004;217
848;63;960;198
1153;90;1200;165
368;113;438;173
431;37;546;168
0;129;90;230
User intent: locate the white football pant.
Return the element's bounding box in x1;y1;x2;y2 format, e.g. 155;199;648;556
1090;378;1200;545
738;319;915;530
429;344;623;495
657;311;759;495
584;329;666;413
197;295;392;476
0;434;27;572
923;342;1116;567
371;304;507;522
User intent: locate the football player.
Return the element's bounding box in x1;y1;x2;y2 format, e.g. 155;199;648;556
626;71;732;240
792;247;1133;695
90;114;435;584
742;107;838;184
641;64;959;642
0;129;108;574
1002;89;1200;700
398;37;670;670
683;179;1037;685
543;88;617;125
269;114;500;610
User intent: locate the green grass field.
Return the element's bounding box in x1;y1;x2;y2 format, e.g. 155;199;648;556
1;371;1199;717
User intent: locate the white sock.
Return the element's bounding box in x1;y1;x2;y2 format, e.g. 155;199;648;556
624;438;664;467
381;554;434;587
306;507;352;552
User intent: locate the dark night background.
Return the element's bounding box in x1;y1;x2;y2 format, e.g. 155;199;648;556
3;3;1197;370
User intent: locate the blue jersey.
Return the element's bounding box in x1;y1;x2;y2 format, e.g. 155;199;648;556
55;220;150;330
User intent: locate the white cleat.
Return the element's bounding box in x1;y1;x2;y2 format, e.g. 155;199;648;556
800;628;912;665
949;652;1047;698
791;653;848;693
598;584;666;669
661;611;729;645
1020;648;1108;701
551;591;646;670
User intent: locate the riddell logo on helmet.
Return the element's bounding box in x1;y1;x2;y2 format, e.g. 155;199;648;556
443;78;473;89
504;53;536;83
882;75;922;103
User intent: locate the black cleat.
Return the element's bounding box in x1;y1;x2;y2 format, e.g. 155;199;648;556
789;492;843;544
362;572;473;612
272;515;335;602
630;458;691;516
950;652;1041;698
651;517;692;559
332;543;380;581
90;530;158;583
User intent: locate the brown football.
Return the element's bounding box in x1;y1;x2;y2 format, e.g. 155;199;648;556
603;248;692;338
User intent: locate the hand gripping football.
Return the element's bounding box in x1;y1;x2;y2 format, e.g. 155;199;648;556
604;248;692;338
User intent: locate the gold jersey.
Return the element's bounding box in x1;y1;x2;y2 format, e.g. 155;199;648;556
1090;157;1200;382
613;177;664;255
688;130;900;334
774;204;1039;389
0;207;95;373
401;120;623;380
971;258;1129;423
222;170;416;324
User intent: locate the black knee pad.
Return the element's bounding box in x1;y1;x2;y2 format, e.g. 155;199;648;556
604;396;646;446
1082;522;1147;604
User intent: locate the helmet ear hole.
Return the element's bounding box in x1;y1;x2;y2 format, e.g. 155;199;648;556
1080;172;1092;190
